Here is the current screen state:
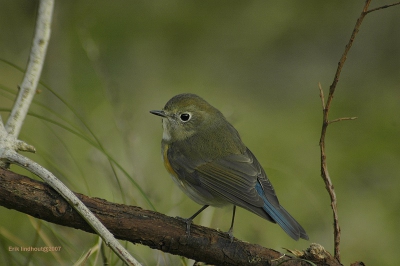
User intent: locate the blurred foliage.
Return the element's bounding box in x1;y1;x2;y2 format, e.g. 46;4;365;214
0;0;399;265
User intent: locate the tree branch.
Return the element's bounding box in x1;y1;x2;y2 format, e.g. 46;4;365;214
366;1;400;13
0;169;344;266
5;0;53;137
318;0;400;262
2;151;141;266
319;0;372;262
0;1;141;264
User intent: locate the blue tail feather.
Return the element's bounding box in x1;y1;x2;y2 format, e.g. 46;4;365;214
255;182;308;240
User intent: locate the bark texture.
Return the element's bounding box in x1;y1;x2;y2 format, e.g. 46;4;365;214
0;168;343;266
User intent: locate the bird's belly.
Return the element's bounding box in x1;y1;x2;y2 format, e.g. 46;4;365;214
163;143;229;207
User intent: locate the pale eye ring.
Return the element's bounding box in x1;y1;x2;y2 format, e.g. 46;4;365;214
179;113;191;122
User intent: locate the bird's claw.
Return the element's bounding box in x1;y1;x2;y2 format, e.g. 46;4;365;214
184;218;192;236
176;216;193;236
227;228;234;243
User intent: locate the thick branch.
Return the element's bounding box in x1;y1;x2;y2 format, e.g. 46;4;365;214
0;169;343;266
3;151;140;266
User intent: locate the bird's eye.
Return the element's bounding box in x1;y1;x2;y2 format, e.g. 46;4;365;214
179;113;191;122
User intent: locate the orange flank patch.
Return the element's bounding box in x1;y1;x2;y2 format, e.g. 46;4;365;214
163;144;177;176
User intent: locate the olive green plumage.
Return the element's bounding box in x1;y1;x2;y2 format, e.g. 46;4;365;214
150;93;308;241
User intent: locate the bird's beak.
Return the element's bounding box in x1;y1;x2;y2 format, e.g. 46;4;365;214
150;110;167;117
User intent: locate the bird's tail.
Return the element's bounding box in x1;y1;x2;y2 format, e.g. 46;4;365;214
262;200;309;240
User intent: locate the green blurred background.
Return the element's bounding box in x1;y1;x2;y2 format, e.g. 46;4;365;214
1;1;399;265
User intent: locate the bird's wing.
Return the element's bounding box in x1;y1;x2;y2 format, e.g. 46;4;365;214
196;149;280;213
197;150;308;240
168;146;309;240
167;145;281;220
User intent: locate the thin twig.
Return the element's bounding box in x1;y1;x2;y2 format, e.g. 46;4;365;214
366;1;400;13
329;117;358;124
5;0;53;137
320;0;371;262
318;0;399;262
0;0;142;265
318;82;325;110
325;0;371;113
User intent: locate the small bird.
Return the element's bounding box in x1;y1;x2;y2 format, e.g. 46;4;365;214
150;93;308;241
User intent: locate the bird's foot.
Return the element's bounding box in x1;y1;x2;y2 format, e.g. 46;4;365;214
226;227;234;243
176;216;193;236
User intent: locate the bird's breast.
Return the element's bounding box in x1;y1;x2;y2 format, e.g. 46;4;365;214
162;119;172;141
162;143;176;176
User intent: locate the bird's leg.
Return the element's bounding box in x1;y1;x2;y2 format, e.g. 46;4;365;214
183;205;209;236
227;205;236;242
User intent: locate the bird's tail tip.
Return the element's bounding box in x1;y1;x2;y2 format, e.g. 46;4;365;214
266;204;309;241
